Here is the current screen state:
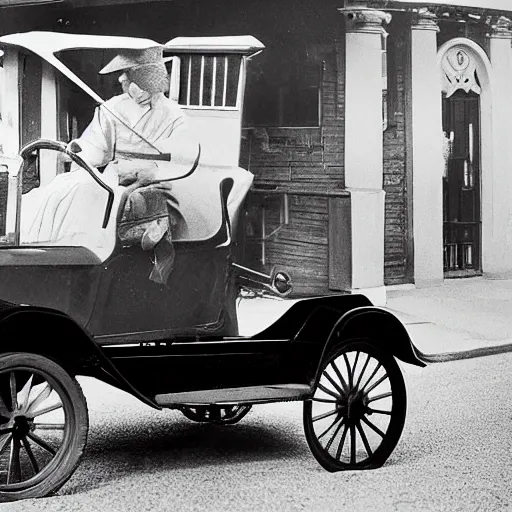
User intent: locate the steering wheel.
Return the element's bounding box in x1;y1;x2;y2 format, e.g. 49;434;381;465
19;139;115;229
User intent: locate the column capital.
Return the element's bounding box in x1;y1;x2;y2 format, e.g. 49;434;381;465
411;10;440;32
488;16;512;40
339;7;392;34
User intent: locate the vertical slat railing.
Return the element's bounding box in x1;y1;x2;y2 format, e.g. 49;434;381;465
186;56;192;106
211;56;217;107
223;56;228;107
199;55;205;106
178;53;243;108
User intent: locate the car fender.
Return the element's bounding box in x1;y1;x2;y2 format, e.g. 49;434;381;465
0;302;160;409
314;306;425;382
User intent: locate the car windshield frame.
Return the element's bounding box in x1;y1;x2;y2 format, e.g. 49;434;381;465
0;32;172;157
0;31;162;107
0;140;117;248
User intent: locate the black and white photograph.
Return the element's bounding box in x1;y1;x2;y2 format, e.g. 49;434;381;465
0;0;511;510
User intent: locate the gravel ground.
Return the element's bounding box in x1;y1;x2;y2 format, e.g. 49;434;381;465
1;353;511;512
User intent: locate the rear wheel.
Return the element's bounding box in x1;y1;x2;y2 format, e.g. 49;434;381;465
0;353;88;501
181;405;252;425
304;340;406;471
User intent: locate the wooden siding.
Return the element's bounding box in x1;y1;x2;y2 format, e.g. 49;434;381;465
0;172;7;236
383;25;410;286
240;40;345;296
243;25;413;292
263;195;329;296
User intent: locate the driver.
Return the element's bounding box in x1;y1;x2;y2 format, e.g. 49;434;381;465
21;47;199;274
77;46;199;185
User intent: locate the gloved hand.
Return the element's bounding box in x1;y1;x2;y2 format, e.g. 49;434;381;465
115;159;159;186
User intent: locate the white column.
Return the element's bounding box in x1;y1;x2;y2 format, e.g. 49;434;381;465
486;17;512;277
340;6;390;306
1;49;19;156
410;11;444;287
343;7;390;190
1;49;20;236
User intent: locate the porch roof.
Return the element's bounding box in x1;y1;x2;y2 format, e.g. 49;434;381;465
0;0;160;5
387;0;512;12
0;0;62;6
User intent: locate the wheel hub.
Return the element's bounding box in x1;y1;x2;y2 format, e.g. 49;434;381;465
12;415;32;437
337;389;369;424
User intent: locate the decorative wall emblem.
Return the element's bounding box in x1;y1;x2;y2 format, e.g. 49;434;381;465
442;47;481;97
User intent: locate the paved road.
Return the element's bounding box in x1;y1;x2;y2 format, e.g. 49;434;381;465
1;353;511;512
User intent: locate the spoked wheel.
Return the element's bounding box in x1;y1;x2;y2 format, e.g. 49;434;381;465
304;340;406;471
0;353;88;501
181;405;252;425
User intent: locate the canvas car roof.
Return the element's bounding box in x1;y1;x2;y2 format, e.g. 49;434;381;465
164;35;264;55
0;31;160;54
0;31;162;105
0;31;265;105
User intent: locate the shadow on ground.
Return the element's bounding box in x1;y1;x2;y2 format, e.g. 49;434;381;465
60;411;308;496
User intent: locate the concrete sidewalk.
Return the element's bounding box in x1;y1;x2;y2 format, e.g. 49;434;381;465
386;276;512;355
237;276;512;356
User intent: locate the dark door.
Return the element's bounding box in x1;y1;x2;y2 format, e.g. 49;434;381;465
0;247;103;328
442;91;481;277
87;243;232;338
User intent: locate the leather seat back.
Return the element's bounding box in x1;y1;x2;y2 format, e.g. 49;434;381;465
170;164;253;241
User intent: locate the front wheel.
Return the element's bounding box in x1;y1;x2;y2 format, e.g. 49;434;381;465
304;340;406;471
0;353;88;501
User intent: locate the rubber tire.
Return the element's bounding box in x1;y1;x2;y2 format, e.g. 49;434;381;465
303;340;407;471
0;352;89;502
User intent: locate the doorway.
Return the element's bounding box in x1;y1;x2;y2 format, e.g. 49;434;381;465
442;91;481;277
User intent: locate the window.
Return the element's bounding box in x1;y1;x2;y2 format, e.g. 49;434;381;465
243;46;321;128
177;54;242;108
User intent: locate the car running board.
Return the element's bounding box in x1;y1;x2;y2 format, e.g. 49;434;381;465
154;383;312;407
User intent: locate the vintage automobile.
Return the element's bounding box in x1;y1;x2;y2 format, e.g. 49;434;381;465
0;31;426;502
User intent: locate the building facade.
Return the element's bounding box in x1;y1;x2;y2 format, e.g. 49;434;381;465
1;0;512;303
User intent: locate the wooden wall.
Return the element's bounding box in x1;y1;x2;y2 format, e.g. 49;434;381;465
240;40;346;296
243;22;414;292
0;172;7;236
383;22;410;286
1;0;414;291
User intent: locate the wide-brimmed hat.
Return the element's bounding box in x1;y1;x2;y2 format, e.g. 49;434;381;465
99;46;170;75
